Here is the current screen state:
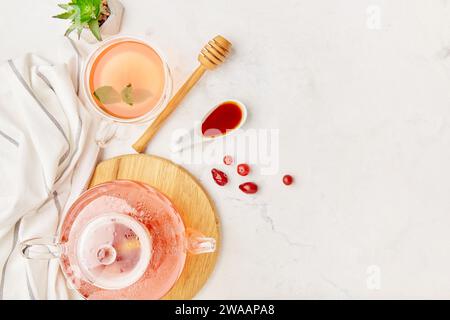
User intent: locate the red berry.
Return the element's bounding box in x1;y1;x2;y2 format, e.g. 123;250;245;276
223;155;233;165
283;175;294;185
211;168;228;186
237;163;250;176
239;182;258;194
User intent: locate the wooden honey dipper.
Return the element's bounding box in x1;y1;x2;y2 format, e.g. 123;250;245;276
132;35;232;153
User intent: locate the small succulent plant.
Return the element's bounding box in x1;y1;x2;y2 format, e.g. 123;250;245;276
53;0;110;41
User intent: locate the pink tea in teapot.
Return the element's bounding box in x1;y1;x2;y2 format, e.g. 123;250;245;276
60;181;186;299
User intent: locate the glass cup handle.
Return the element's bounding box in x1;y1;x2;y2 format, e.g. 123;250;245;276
20;237;64;260
95;119;117;148
186;228;216;255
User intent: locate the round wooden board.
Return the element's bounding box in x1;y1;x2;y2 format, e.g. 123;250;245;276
89;154;220;300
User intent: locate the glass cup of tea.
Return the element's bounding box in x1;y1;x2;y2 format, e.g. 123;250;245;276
81;35;172;145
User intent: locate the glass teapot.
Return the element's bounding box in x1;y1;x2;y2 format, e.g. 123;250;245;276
20;180;216;300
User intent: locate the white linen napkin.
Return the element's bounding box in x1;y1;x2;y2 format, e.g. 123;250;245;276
0;39;101;300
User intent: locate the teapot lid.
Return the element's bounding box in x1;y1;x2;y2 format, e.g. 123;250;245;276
76;212;152;290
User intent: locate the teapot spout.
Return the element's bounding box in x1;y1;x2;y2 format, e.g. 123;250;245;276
186;228;216;254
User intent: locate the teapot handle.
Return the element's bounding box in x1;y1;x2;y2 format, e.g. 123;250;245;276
186;228;216;255
20;237;64;260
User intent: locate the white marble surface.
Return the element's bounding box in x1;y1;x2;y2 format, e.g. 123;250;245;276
3;0;450;299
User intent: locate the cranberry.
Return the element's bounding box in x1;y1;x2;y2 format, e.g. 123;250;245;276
237;163;250;176
211;168;228;186
223;155;233;165
239;182;258;194
283;175;294;185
